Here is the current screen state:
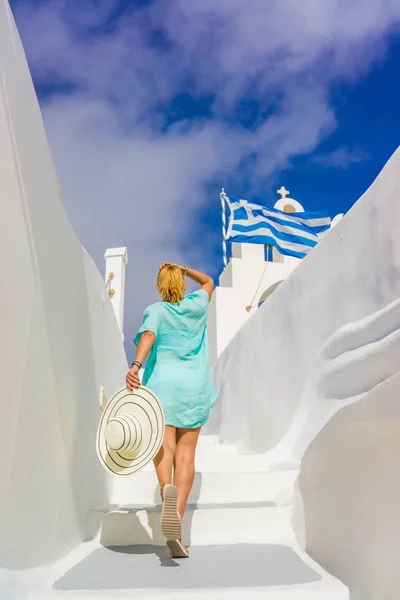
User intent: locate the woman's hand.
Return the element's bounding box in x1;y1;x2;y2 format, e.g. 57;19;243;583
159;261;186;273
159;261;175;271
126;365;141;391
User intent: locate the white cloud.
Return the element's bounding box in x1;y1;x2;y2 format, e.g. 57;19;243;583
312;147;369;168
41;93;244;349
11;0;400;356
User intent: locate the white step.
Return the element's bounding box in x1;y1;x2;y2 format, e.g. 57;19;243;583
94;505;295;547
32;543;348;600
109;469;299;506
139;451;299;473
196;436;238;452
36;585;348;600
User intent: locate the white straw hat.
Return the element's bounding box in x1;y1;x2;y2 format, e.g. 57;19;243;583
96;386;165;476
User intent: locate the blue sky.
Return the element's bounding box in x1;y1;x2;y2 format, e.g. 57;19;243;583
10;0;400;359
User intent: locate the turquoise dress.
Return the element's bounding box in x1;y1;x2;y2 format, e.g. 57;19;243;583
134;289;217;429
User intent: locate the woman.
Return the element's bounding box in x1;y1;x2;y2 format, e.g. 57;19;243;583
126;262;217;558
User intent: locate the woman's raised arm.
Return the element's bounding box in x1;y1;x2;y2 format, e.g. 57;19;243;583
185;267;214;301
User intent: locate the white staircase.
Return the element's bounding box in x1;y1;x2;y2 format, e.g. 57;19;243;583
32;436;349;600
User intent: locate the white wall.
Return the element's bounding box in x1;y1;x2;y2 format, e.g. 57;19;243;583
0;0;127;574
208;241;300;366
207;146;400;597
104;247;128;339
295;372;400;600
207;146;400;452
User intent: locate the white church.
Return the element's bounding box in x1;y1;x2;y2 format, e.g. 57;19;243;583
2;1;400;599
207;187;344;364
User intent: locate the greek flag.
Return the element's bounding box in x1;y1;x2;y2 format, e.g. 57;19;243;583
224;196;331;259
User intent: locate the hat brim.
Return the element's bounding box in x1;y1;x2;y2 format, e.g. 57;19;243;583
96;386;165;476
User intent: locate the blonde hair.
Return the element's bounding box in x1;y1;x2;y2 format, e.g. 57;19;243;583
157;265;186;303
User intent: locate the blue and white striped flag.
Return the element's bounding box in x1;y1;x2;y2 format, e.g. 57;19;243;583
224;196;331;259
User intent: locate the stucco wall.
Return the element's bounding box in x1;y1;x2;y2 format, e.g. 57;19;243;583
208;242;300;366
295;372;400;600
207;146;400;454
0;0;127;572
207;146;400;597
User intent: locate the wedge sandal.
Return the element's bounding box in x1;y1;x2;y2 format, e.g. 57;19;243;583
160;484;189;558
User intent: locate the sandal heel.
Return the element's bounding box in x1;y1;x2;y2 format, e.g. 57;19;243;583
167;539;189;559
160;484;181;540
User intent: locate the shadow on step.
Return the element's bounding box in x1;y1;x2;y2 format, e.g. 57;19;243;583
53;544;321;590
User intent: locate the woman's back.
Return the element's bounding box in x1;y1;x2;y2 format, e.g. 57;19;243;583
135;289;217;428
153;290;209;356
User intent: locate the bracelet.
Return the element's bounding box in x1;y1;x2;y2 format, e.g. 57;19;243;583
182;265;188;276
131;361;142;369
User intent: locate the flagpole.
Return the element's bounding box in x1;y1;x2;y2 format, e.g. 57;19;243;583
220;188;227;267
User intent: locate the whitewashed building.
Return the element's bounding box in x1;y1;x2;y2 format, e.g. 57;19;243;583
208;188;328;365
207;188;344;365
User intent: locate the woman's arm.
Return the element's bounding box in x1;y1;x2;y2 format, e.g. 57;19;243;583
160;262;214;301
185;267;214;301
126;330;156;390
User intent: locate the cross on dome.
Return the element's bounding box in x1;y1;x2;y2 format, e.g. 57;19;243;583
277;186;290;199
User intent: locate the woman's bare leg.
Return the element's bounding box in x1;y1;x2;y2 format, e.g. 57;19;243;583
153;426;177;493
173;427;201;518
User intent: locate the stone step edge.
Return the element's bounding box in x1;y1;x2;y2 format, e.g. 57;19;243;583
87;503;291;541
139;460;301;472
97;510;297;548
90;500;283;512
33;580;348;600
110;472;297;508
